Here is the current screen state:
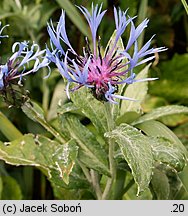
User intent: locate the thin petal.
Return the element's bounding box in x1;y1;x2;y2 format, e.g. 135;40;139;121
77;4;106;54
125;19;149;51
113;7;131;43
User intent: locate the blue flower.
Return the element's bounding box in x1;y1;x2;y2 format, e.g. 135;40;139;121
0;23;50;90
47;4;166;103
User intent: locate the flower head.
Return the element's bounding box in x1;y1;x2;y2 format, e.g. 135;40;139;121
47;4;166;103
0;23;50;91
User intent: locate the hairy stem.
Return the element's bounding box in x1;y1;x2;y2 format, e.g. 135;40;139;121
102;102;116;200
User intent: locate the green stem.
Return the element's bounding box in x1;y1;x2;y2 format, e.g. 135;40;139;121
0;111;23;141
90;169;102;200
102;102;116;200
105;102;115;131
102;140;115;199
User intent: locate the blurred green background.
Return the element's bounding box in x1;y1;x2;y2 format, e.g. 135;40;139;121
0;0;187;199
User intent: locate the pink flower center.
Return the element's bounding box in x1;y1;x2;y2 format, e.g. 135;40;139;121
87;57;115;89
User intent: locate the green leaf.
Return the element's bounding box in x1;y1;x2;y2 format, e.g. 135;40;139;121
116;111;141;125
136;120;187;172
22;101;45;122
63;163;90;189
52;140;78;184
159;114;188;127
166;170;183;199
57;102;80;116
136;120;188;156
22;101;65;143
149;54;188;104
174;186;188;200
47;81;68;121
173;122;188;147
150;168;170;200
178;165;188;197
105;123;154;194
71;88;108;136
133;105;188;125
119;64;151;117
0;134;78;186
1;175;22;200
56;0;91;40
150;137;186;171
59;113;110;176
0;111;23;141
52;164;92;198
